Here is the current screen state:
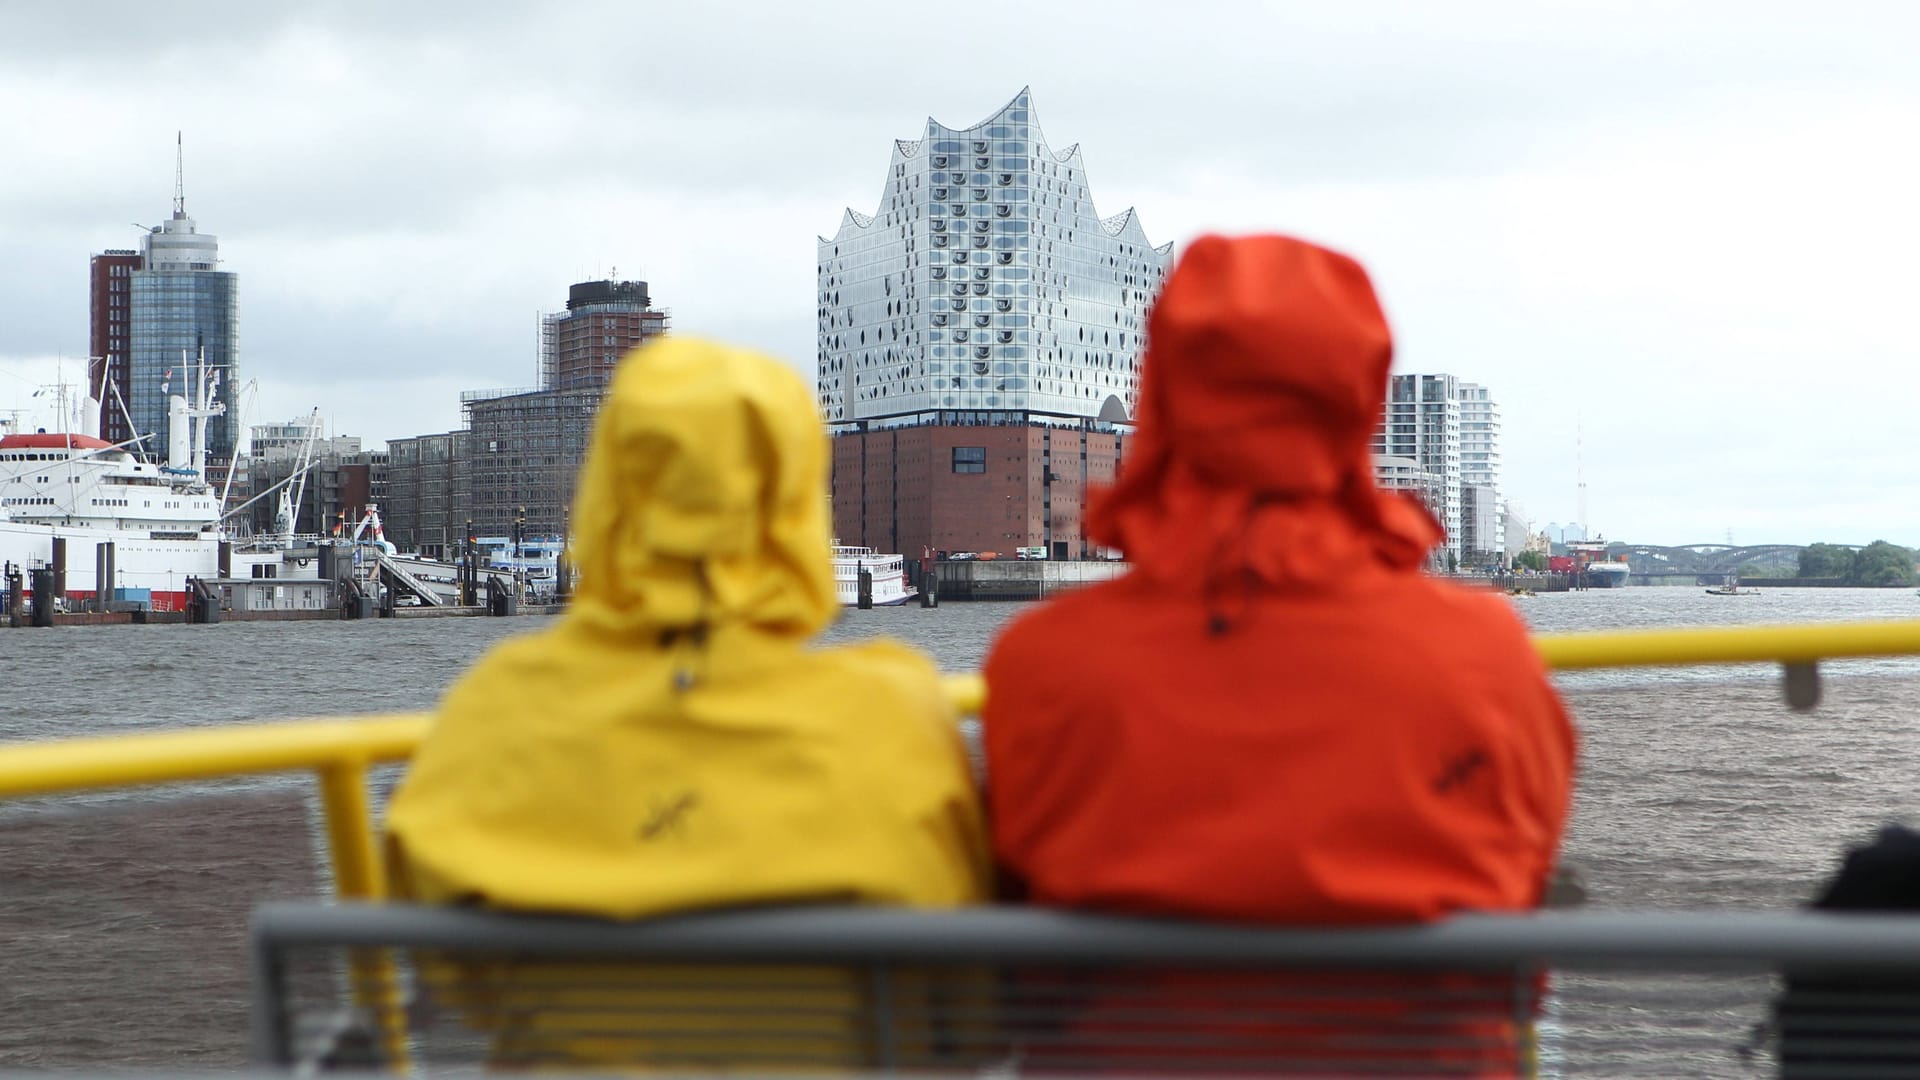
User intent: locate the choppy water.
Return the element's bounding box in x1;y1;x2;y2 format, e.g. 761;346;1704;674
5;587;1920;1073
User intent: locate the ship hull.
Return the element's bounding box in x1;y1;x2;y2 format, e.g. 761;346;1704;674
0;519;217;611
831;545;917;607
1585;566;1631;588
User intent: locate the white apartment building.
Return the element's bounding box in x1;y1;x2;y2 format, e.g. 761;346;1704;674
1372;454;1432;496
1373;374;1463;564
1457;382;1504;562
249;416;327;458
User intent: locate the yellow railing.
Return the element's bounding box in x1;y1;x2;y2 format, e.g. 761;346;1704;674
1534;619;1920;670
5;621;1920;906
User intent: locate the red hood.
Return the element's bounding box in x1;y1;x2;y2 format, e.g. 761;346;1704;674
1090;235;1439;600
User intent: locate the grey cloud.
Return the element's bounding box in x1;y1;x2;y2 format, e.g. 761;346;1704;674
6;2;1920;540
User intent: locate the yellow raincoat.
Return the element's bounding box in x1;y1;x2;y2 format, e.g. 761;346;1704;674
385;337;988;913
382;339;993;1069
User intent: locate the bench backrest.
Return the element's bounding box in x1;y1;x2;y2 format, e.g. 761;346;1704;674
252;902;1920;1076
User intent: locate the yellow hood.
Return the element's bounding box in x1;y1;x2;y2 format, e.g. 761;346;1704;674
384;339;990;917
569;337;837;637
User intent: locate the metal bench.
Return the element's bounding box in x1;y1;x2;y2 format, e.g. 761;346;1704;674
252;902;1920;1076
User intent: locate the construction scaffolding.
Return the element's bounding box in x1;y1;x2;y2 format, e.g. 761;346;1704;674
383;279;672;556
538;310;561;390
383;430;469;559
460;387;605;541
539;279;670;392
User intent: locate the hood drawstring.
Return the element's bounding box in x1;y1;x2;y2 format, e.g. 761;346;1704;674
661;623;710;693
663;564;714;693
1202;495;1265;638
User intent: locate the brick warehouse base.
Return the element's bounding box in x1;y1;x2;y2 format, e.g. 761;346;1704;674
831;423;1127;559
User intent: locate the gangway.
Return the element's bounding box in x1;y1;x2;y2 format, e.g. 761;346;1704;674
373;553;446;607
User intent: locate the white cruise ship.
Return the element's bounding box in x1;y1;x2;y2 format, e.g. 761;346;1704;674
0;431;224;610
0;364;326;611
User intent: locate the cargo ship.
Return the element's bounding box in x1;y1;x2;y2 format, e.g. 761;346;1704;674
1568;540;1630;588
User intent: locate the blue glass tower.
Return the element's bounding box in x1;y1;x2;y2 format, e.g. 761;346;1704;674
128;140;237;476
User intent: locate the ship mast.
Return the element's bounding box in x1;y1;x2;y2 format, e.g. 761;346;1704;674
165;342;225;486
192;343;208;479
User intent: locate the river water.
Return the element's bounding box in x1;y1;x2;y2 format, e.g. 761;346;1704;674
5;586;1920;1074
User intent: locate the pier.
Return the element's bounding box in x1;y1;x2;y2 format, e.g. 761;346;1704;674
926;559;1129;602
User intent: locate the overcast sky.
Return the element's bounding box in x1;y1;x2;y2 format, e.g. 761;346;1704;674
3;2;1917;546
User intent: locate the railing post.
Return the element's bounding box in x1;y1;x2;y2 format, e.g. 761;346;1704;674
317;759;386;902
316;758;409;1072
249;915;293;1068
1784;661;1822;711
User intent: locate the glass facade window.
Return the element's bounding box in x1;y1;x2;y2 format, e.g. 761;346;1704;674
952;447;986;473
128;268;238;466
817;90;1169;428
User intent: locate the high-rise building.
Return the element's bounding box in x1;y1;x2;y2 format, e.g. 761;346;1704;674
540;278;669;391
819;88;1171;557
1373;373;1463;564
384;430;470;559
819;87;1170;429
1457;382;1503;562
461;384;604;539
88;249;142;444
127;138;238;486
1460;484;1500;568
383;277;668;546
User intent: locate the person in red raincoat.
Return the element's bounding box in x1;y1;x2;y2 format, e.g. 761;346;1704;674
982;234;1577;1075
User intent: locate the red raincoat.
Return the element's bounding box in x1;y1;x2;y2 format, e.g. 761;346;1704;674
982;235;1576;1073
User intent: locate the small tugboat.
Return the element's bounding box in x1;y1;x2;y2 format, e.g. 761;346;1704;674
1705;575;1757;596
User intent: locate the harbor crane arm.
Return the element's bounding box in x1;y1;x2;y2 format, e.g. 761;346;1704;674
284;408;321;526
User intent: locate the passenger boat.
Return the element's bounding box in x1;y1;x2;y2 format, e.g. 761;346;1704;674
0;362;239;610
10;619;1920;1075
478;535;563;602
831;541;916;606
0;369;387;615
0;431;224;610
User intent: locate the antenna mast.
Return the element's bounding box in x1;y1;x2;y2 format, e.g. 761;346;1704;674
172;131;185;219
1576;419;1588;538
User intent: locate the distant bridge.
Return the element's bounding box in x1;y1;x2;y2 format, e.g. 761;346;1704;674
1612;543;1829;576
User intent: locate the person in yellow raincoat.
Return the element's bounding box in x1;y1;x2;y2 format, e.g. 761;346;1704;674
383;337;993;1070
